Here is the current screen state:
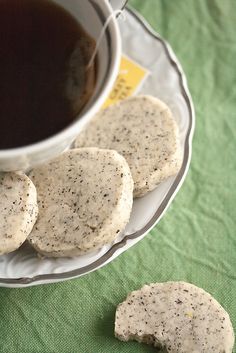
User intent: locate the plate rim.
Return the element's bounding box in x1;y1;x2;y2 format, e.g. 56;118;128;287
0;6;195;286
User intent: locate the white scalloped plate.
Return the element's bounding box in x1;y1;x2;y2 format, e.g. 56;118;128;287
0;7;195;287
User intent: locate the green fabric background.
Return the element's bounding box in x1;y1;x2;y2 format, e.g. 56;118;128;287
0;1;235;352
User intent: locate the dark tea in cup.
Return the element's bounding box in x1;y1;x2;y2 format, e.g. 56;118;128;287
0;0;96;149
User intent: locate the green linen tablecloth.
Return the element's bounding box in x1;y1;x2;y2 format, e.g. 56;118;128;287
0;1;235;352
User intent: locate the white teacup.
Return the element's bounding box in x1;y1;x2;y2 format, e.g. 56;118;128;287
0;0;122;172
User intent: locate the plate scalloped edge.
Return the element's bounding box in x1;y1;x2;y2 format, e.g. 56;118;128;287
0;6;195;287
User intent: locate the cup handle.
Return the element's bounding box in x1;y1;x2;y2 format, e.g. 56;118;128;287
109;0;128;11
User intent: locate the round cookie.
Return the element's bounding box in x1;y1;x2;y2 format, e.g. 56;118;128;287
75;95;182;197
115;281;234;353
29;148;133;257
0;172;38;255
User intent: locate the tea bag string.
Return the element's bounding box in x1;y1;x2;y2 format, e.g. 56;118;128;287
87;9;124;69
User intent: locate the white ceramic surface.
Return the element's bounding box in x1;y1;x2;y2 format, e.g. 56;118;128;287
0;0;121;172
0;7;195;287
109;0;128;11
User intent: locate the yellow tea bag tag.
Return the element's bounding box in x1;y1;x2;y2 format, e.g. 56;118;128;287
103;55;149;109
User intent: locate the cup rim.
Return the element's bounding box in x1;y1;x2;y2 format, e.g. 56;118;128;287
0;0;121;158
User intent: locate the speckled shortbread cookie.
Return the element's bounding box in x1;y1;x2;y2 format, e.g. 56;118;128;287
75;95;182;197
29;148;133;257
0;172;38;255
115;282;234;353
